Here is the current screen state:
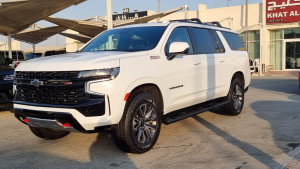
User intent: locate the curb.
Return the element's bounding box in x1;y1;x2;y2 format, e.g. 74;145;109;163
274;145;300;169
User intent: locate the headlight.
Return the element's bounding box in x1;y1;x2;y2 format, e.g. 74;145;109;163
77;67;120;80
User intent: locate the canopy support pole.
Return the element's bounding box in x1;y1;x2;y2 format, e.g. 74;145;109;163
7;35;12;59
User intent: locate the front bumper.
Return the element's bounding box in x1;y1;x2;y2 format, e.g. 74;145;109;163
14;96;112;132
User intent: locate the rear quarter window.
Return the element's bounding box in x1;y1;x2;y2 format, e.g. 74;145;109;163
221;31;245;51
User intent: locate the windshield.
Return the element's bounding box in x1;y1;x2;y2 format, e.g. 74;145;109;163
82;26;167;52
0;52;6;65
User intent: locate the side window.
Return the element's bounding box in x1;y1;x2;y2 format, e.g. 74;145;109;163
17;52;24;60
221;31;245;51
211;30;225;53
12;52;17;60
165;27;194;55
190;28;218;54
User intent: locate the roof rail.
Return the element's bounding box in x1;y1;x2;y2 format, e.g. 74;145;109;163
204;22;223;28
170;18;203;24
169;19;230;29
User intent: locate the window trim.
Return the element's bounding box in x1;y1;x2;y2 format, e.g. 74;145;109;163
189;27;224;54
211;30;226;53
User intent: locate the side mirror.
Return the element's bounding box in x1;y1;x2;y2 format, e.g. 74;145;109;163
6;58;12;64
168;42;190;60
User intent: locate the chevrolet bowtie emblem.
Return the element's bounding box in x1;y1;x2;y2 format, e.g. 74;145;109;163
30;79;44;87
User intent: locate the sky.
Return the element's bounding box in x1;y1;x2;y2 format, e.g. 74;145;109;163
1;0;262;50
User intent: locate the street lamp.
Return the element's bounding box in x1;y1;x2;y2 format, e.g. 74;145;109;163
227;0;231;7
157;0;160;22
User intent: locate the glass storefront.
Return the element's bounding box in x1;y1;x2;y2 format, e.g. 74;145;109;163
270;30;283;70
239;31;260;60
270;28;300;70
286;42;300;69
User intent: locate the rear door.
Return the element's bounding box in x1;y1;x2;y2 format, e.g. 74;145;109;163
188;27;227;100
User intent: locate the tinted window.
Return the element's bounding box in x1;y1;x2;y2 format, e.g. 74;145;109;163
190;28;217;54
211;30;225;53
12;52;17;60
82;26;167;52
165;27;193;55
17;52;24;60
221;31;245;51
26;53;42;60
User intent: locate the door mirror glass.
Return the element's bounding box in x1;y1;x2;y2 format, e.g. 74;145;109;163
168;42;189;60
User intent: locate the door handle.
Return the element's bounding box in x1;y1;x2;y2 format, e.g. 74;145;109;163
218;59;225;63
194;61;201;65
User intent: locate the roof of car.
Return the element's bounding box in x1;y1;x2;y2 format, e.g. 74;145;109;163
113;20;236;34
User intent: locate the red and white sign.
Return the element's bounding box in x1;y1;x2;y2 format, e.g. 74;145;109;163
266;0;300;24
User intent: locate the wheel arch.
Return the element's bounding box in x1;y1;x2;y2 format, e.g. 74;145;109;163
126;83;164;114
232;71;245;88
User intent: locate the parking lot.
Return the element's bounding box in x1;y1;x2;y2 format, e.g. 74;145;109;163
0;75;299;169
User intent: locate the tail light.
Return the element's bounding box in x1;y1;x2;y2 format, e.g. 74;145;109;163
298;72;300;88
249;59;253;66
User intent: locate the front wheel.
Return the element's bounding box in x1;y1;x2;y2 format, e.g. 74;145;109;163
223;77;245;116
29;126;70;140
113;93;162;153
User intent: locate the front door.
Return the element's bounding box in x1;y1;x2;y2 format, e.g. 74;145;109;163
285;41;300;69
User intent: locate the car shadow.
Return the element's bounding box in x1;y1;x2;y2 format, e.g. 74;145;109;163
191;115;283;168
0;130;137;169
251;94;300;158
250;76;299;95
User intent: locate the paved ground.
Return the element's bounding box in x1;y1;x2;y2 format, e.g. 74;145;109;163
0;75;299;169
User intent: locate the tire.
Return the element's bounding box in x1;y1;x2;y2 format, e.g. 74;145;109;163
29;126;70;140
113;92;162;153
223;77;245;116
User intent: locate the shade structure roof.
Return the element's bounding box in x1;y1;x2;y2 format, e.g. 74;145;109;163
0;0;86;35
12;26;66;44
60;32;91;43
45;6;185;38
46;17;106;37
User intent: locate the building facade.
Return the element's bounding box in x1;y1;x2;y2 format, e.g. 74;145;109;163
160;0;300;71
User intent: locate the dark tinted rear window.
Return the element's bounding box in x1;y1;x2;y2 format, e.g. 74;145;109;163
221;31;245;51
17;52;24;60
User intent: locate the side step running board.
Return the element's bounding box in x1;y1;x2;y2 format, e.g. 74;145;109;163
163;100;229;125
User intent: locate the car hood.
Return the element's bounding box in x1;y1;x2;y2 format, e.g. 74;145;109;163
16;51;145;71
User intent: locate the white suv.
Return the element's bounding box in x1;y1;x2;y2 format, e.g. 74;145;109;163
14;19;251;153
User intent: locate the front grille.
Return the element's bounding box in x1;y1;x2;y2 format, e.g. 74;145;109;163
15;71;79;80
14;71;90;105
15;85;89;105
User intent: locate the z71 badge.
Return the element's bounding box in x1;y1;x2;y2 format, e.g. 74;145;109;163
150;56;160;60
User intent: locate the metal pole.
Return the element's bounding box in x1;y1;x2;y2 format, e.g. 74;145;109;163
184;5;189;19
157;0;160;22
7;35;12;59
259;23;263;76
106;0;113;29
32;44;36;53
245;0;248;51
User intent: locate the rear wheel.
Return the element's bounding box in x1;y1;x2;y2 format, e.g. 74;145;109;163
29;126;70;140
113;93;162;153
223;77;244;116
